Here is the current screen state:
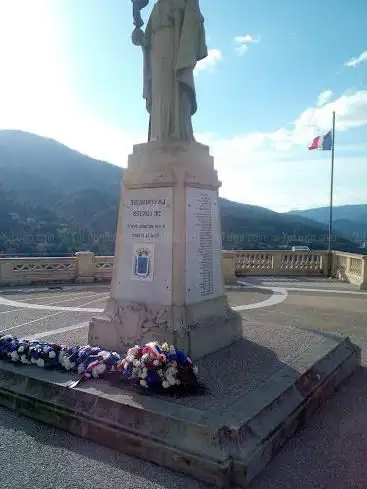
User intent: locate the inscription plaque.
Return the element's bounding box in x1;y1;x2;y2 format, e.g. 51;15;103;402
185;187;223;303
116;187;173;305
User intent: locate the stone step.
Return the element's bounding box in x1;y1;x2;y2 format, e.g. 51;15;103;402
0;333;360;488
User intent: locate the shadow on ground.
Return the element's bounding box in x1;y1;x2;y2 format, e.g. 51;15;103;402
153;337;291;409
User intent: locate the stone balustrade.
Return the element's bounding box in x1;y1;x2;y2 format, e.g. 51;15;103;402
332;251;367;289
0;252;114;287
0;250;365;289
234;250;329;276
228;249;366;289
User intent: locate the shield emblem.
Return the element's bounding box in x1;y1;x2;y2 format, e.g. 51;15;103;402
135;252;150;277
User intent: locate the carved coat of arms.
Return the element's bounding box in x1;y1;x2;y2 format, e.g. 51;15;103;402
132;244;154;281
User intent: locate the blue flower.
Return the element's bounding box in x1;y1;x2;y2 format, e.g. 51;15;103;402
9;340;18;352
176;350;189;366
78;347;91;361
147;370;160;384
123;364;133;378
106;352;121;365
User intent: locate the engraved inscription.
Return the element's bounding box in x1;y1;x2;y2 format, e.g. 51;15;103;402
120;188;173;297
185;187;222;304
125;196;170;243
196;193;214;296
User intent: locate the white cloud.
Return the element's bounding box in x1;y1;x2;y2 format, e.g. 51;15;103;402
262;89;367;152
195;48;223;74
197;89;367;211
234;34;260;55
211;140;367;212
344;50;367;67
300;90;367;132
316;89;333;107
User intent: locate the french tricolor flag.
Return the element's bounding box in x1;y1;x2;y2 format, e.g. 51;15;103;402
308;131;333;151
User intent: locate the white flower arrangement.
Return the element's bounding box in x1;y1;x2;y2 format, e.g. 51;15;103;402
118;341;199;392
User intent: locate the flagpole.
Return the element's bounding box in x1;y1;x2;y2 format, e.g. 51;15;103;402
327;111;336;277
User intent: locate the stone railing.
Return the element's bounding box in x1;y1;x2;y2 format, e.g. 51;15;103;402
0;250;366;289
0;251;114;287
0;256;78;286
222;250;367;290
332;251;367;289
94;255;114;281
234;250;329;276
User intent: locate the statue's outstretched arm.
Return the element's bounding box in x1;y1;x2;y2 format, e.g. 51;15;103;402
132;0;149;28
131;0;150;48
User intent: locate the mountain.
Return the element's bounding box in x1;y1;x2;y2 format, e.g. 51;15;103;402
218;199;353;250
287;205;367;224
287;205;367;249
0;130;121;255
0;130;360;256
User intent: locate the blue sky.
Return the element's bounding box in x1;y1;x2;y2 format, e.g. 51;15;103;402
0;0;366;211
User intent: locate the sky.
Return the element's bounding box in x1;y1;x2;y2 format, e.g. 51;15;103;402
0;0;366;212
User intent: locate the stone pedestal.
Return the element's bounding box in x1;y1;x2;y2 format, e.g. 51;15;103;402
88;141;242;360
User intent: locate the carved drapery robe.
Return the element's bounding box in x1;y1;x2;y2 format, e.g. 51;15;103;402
142;0;207;141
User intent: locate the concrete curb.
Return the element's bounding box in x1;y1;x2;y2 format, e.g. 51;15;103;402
0;334;360;488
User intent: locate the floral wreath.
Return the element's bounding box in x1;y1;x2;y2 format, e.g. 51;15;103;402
0;334;202;395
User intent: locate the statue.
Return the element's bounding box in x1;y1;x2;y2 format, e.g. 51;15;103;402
131;0;208;142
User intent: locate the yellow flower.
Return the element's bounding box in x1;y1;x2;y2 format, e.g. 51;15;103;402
161;342;169;352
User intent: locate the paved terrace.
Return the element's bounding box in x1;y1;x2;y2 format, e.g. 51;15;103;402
0;277;367;488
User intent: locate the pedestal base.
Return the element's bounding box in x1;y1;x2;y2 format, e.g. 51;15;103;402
88;140;241;359
88;295;242;361
0;328;360;488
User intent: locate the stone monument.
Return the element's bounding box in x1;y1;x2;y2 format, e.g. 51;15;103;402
88;0;242;360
